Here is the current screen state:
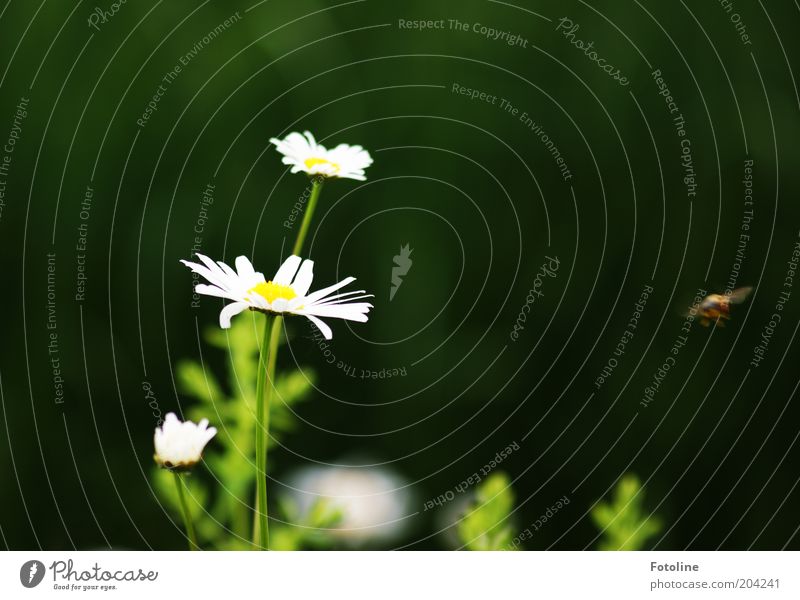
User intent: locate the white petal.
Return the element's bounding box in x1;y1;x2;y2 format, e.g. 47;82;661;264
291;131;313;150
219;302;249;329
340;172;366;181
203;427;218;444
273;255;302;285
245;292;269;310
181;260;232;291
217;260;238;280
272;131;315;158
309;290;372;306
270;298;290;312
302;276;357;304
235;256;256;279
196;254;232;283
302;303;371;322
195;284;241;301
291;260;314;296
305;314;333;340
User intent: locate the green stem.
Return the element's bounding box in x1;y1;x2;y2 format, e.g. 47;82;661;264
253;176;321;548
174;472;198;551
291;178;324;256
254;314;282;550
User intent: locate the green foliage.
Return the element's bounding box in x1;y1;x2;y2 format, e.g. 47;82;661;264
591;474;662;551
458;472;516;550
151;314;316;549
270;497;344;551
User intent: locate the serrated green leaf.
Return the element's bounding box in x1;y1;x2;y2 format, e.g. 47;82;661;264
591;474;662;551
151;313;316;549
458;472;517;551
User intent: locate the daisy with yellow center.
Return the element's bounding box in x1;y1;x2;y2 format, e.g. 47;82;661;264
249;281;296;304
180;253;373;339
269;131;373;181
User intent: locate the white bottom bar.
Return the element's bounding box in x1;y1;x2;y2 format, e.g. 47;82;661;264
0;551;795;598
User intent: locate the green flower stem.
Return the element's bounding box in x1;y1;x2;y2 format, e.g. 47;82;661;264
174;472;198;551
291;177;324;257
254;314;282;550
253;176;322;548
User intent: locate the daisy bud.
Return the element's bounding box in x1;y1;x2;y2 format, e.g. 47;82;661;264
153;413;217;471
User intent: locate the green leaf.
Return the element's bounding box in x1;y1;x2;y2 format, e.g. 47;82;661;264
176;360;223;406
591;474;662;551
270;498;342;551
458;472;517;551
151;314;316;549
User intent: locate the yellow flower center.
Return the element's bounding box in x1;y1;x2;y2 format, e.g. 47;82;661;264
249;281;297;303
304;157;340;172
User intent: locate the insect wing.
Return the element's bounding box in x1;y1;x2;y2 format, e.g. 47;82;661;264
728;286;753;304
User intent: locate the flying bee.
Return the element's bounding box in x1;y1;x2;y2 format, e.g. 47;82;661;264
694;286;753;327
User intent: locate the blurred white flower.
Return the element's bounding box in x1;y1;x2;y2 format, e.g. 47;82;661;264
270;131;373;181
181;253;373;339
153;413;216;470
287;463;412;547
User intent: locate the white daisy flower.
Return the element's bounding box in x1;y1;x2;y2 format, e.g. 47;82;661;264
153;413;217;470
180;253;373;340
270;131;373;181
286;463;412;547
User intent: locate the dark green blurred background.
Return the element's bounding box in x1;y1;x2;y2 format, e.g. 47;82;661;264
1;0;799;550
